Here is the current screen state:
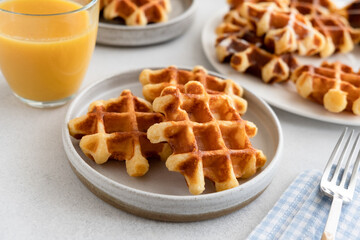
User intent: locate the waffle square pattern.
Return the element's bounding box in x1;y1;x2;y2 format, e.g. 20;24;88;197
140;65;248;114
291;61;360;115
101;0;171;26
68;90;171;177
147;81;266;195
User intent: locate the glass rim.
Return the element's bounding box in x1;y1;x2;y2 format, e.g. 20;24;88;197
0;0;98;16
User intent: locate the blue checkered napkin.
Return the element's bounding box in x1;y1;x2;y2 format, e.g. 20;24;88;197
247;170;360;240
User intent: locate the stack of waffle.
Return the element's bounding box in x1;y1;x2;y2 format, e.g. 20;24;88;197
147;80;266;195
216;0;360;82
68;66;267;195
216;0;360;116
100;0;171;26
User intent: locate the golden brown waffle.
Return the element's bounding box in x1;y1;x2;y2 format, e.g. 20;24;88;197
140;66;248;114
216;9;255;37
147;81;266;195
309;15;360;57
68;90;171;177
227;0;290;9
216;34;299;83
291;0;360;57
237;2;326;56
290;0;337;16
101;0;171;26
291;61;360;115
215;8;299;83
337;0;360;28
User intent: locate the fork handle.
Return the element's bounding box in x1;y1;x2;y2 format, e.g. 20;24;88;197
321;196;343;240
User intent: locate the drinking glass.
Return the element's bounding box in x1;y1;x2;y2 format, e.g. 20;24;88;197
0;0;99;108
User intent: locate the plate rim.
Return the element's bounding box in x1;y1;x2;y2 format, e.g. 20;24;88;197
62;66;283;202
201;7;360;126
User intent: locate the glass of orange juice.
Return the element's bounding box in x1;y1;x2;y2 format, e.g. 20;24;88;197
0;0;99;108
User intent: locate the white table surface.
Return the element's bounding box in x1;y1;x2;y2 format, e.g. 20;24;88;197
0;1;356;239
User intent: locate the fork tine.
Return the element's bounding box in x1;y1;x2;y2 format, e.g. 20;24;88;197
331;129;354;183
322;128;348;183
347;133;360;194
340;132;360;187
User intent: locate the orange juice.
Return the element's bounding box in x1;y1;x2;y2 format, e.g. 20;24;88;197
0;0;98;102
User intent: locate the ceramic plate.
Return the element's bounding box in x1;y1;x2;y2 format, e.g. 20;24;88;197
62;67;283;221
97;0;197;46
202;8;360;126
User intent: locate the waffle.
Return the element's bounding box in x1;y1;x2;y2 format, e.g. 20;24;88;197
216;34;299;83
290;0;337;16
338;0;360;28
291;0;360;57
140;66;248;114
215;7;299;83
147;81;266;195
310;15;360;57
216;9;255;37
68;90;171;177
237;2;326;56
291;61;360;115
227;0;290;9
101;0;171;26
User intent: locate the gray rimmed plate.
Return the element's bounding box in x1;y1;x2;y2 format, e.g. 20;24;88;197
62;67;283;222
97;0;197;46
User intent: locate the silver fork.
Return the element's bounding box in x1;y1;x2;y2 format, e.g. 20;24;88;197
320;128;360;240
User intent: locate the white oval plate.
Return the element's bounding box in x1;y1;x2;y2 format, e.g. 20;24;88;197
202;8;360;126
62;67;283;221
97;0;197;46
